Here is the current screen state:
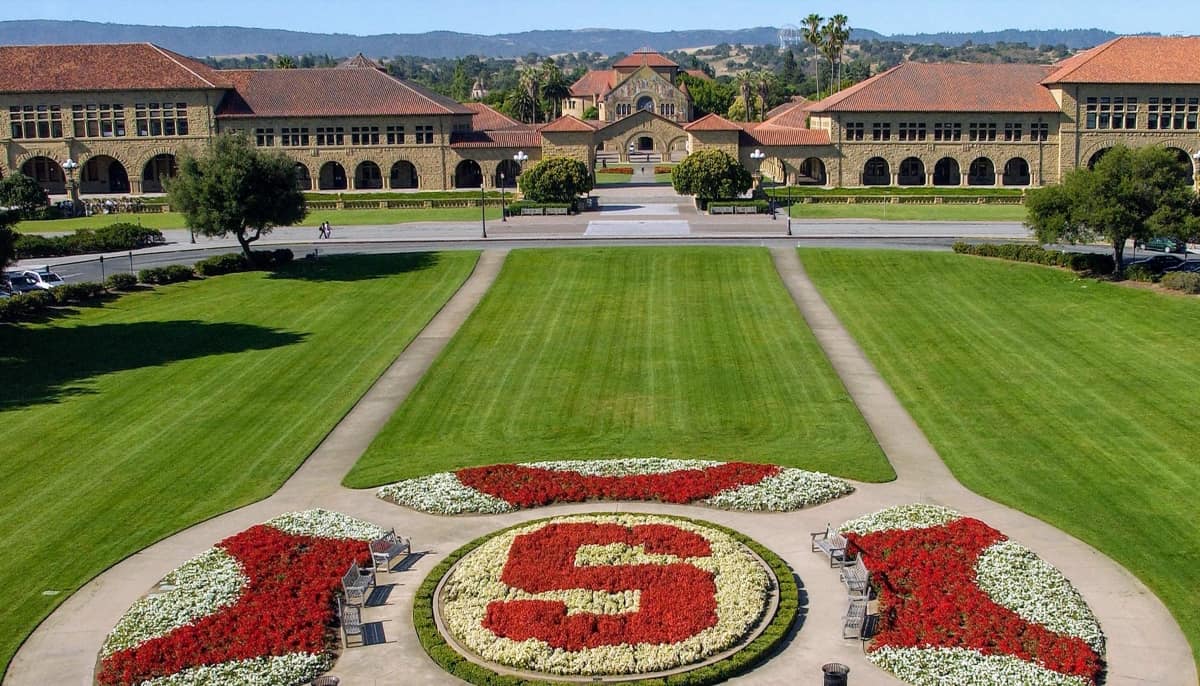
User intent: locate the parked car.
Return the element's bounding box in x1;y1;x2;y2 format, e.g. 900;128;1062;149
1138;237;1187;254
1130;254;1187;273
4;274;40;293
7;268;65;290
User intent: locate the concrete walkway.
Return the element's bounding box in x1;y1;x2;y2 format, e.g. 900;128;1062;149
6;246;1195;686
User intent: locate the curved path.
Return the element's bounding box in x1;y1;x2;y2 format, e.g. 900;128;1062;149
6;247;1195;686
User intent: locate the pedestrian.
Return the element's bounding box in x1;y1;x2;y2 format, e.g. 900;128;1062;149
317;222;325;239
325;221;333;239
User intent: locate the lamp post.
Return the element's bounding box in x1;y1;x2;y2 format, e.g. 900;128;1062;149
500;172;506;222
61;158;80;217
786;184;793;236
480;178;487;239
511;150;528;220
749;149;765;216
628;143;635;164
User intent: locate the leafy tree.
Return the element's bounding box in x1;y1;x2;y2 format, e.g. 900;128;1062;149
678;73;734;118
274;55;296;69
781;49;799;87
451;59;471;101
0;172;49;219
541;58;570;120
0;210;17;271
168;133;307;260
1026;145;1200;278
582;105;599;120
671;149;752;202
518;157;593;203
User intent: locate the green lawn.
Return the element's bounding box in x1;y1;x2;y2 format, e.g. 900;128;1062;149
345;247;893;487
0;251;478;676
789;203;1027;222
16;207;503;233
801;249;1200;663
595;172;633;185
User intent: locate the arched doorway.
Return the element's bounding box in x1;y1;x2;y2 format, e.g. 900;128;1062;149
1002;158;1031;186
455;159;483;188
898;157;925;186
318;161;347;190
80;156;130;194
1165;147;1194;184
354;161;383;190
1087;148;1111;170
863;157;890;186
494;159;521;189
20;156;66;194
667;137;689;162
759;157;787;185
636;136;655;152
933;158;961;186
636;95;655;113
390;161;418;189
141;154;177;193
797;158;827;185
294;163;312;191
968;157;995;186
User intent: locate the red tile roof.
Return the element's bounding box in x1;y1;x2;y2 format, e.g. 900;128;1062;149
449;128;542;149
541;115;598;133
464;102;521;131
1042;36;1200;84
216;67;473;118
764;97;813;128
337;54;383;70
683;113;742;131
613;49;678;69
0;42;227;92
809;62;1061;113
684;69;712;81
742;124;830;147
569;70;618;97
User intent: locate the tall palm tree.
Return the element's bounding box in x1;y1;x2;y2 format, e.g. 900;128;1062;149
540;59;570;121
831;14;851;92
519;66;541;124
755;71;773;122
736;72;755;122
821;19;838;95
802;14;824;96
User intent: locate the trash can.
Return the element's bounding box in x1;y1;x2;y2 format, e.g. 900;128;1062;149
822;662;849;686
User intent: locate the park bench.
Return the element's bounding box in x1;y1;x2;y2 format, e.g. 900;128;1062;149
521;207;544;216
341;561;375;607
811;524;851;568
842;597;869;640
545;206;569;215
338;597;363;648
734;205;757;214
710;205;734;215
840;556;871;599
369;529;411;573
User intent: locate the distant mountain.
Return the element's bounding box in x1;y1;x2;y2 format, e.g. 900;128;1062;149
0;20;1136;59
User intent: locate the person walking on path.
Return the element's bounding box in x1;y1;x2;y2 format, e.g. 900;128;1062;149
317;222;326;239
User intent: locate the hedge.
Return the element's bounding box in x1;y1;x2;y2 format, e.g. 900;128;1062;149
15;223;165;259
137;264;194;285
194;253;249;276
1162;272;1200;294
49;282;106;305
952;242;1115;276
105;273;139;291
413;514;800;686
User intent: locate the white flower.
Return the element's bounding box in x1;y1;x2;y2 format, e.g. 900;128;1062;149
839;503;960;535
378;472;514;515
526;458;723;476
101;548;246;656
868;646;1091;686
139;652;331;686
265;508;387;540
975;540;1105;654
703;468;854;511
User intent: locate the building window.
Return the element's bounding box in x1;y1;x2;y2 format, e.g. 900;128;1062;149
898;122;926;141
9;105;64;139
386;125;405;144
255;128;275;147
280;127;309;146
933;122;962;141
1146;97;1198;130
871;122;891;141
1004;123;1023;141
351;126;380;145
1030;122;1049;141
415;125;434;144
658;102;676;117
845;122;865;141
615;103;633;117
71;104;126;138
968;123;997;141
316;127;345;146
134;102;189;136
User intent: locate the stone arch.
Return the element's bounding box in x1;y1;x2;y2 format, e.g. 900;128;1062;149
354;160;383;190
294;162;313;191
494;159;522;189
635;95;655;113
454;159;483;188
756;156;788;185
1086;147;1112;170
967;157;996;186
1163;147;1195;184
390;160;419;189
898;157;925;186
933;157;961;186
318;161;348;190
796;157;827;185
1002;157;1031;186
862;157;890;186
21;156;66;194
79;155;131;194
666;136;689;162
141;153;178;193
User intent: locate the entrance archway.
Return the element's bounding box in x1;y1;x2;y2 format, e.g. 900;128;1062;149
1002;158;1031;186
898;157;925;186
968;157;996;186
1087;148;1111;170
141;154;177;193
80;156;130;194
318;161;347;190
1165;147;1195;184
354;161;383;190
21;156;66;194
494;159;522;189
636;136;655;152
390;161;418;189
797;158;826;185
863;157;890;186
933;158;961;186
295;163;312;191
455;159;483;188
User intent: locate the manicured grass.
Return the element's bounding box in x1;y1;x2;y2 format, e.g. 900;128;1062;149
303;190;502;201
16;207;503;233
767;186;1025;197
595;172;633;185
801;249;1200;663
789;203;1027;222
0;251;478;676
346;247;893;487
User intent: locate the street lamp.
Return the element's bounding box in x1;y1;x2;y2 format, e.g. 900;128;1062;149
509;150;528;222
61;158;80;217
480;177;487;239
628;142;635;163
749;149;767;215
499;172;506;222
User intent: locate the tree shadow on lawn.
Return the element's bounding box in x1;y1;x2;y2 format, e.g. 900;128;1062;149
0;320;306;411
268;252;440;282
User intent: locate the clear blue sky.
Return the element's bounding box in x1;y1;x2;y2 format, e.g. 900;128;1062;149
1;0;1194;36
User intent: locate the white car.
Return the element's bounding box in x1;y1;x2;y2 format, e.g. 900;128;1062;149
8;268;65;290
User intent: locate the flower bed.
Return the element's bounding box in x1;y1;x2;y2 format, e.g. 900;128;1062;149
97;509;386;686
378;458;852;514
839;505;1105;686
436;513;776;678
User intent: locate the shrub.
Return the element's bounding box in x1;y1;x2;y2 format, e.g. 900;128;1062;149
518;157;594;203
671;149;753;202
49;282;105;305
138;264;194;285
1162;271;1200;294
105;273;138;291
15;223;165;259
1124;264;1158;283
954;243;1114;275
194;253;249;276
0;290;55;321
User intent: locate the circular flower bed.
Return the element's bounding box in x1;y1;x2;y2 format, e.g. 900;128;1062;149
97;509;386;686
417;514;798;684
840;504;1105;686
378;458;853;514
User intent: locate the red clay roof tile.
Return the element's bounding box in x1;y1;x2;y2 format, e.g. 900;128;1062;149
569;70;618;97
449;128;541;148
683;113;742;131
741;124;830;147
463;102;522;130
613;49;678;69
215;67;473;118
541;115;598;132
0;43;227;92
1042;36;1200;84
809;62;1061;113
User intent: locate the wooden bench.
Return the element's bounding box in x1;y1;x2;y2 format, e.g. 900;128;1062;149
545;207;569;215
369;529;411;573
521;207;544;216
338;597;363;648
710;205;734;215
811;524;851;568
734;205;757;214
840;556;870;599
842;597;869;639
341;561;374;607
